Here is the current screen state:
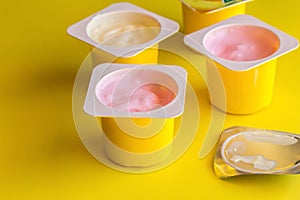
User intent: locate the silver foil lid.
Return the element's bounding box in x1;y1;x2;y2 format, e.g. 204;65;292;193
214;126;300;178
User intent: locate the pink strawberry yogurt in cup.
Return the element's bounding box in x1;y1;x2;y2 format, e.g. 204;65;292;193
84;63;187;167
184;15;299;114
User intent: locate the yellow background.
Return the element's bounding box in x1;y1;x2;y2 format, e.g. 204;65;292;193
1;0;300;199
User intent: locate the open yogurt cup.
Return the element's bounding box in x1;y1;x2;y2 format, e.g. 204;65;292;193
184;15;299;114
84;63;187;167
67;2;179;65
180;0;251;34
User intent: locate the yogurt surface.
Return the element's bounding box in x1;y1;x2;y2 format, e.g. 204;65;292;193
203;25;280;61
92;25;160;47
95;69;176;112
87;12;161;47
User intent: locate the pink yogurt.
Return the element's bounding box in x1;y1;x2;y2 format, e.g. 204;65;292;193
203;25;280;61
95;68;176;112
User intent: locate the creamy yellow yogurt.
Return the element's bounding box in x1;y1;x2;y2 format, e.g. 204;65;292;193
86;12;161;47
